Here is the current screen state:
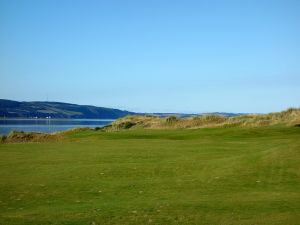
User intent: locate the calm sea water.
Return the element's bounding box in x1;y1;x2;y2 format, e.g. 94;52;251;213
0;119;115;135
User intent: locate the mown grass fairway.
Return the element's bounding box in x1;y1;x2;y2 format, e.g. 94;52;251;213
0;126;300;225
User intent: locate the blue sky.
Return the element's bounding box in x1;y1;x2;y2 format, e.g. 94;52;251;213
0;0;299;113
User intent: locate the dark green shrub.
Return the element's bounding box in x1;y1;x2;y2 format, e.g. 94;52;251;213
0;135;7;143
117;121;136;129
166;116;178;124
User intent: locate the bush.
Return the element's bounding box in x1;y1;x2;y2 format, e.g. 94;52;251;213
116;121;136;129
0;135;7;143
166;116;178;124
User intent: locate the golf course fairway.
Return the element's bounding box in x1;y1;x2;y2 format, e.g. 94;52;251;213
0;126;300;225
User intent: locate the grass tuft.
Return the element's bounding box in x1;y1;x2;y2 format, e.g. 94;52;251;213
1;130;64;143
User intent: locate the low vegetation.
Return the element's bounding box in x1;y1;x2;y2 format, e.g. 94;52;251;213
0;131;64;143
108;108;300;130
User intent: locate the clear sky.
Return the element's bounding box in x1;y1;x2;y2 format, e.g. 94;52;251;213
0;0;299;113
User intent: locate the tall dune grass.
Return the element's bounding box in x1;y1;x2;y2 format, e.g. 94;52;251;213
108;108;300;130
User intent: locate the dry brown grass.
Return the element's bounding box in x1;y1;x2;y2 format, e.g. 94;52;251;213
106;107;300;130
0;131;65;143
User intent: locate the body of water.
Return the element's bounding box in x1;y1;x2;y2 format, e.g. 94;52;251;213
0;119;114;135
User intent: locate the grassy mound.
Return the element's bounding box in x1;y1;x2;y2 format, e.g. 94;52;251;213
0;131;64;143
108;108;300;130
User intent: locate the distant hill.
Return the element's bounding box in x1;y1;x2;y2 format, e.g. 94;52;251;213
0;99;135;119
0;99;244;119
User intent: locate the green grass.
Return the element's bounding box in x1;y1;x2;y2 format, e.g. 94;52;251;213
0;126;300;225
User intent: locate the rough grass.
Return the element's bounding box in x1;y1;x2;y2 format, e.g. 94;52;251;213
0;126;300;225
0;131;64;143
108;108;300;130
